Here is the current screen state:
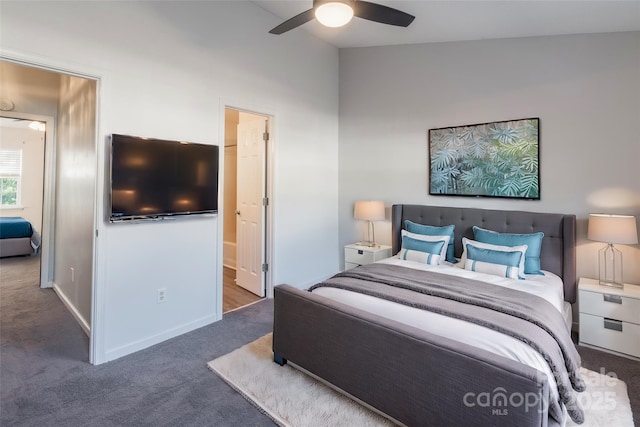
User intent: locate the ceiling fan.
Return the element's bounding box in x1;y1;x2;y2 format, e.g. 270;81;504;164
269;0;415;35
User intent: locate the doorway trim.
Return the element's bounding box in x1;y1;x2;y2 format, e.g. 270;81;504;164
218;99;276;318
1;48;108;365
0;111;55;289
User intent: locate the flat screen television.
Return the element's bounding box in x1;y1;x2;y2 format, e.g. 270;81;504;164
109;134;219;221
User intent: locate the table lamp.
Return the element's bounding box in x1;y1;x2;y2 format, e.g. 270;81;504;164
354;201;385;247
588;213;638;287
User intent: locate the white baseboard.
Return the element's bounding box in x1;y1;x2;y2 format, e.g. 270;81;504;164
52;282;91;337
223;241;236;270
104;314;217;362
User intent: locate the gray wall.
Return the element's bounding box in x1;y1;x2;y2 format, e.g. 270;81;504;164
53;74;97;331
339;32;640;285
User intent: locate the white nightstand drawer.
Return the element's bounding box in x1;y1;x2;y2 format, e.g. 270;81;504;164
579;313;640;358
580;290;640;324
344;244;393;270
345;247;375;264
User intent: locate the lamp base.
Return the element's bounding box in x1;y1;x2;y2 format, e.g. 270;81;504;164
598;243;624;289
356;241;378;248
598;280;624;289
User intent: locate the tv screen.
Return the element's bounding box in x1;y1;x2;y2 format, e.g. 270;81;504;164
109;134;219;221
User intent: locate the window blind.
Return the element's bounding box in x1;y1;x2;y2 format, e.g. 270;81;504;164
0;150;22;176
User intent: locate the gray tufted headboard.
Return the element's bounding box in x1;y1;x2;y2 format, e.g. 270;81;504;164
391;204;577;303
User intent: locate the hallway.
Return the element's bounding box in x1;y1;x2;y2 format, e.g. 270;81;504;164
0;254;89;364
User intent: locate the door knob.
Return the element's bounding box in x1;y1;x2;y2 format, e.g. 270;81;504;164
235;210;241;215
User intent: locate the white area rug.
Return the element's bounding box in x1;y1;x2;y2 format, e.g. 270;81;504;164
208;334;634;427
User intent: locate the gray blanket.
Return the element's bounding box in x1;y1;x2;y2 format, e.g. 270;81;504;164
310;263;586;424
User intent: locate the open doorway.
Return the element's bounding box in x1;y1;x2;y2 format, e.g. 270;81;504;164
222;108;271;313
0;61;59;289
0;117;46;277
0;58;98;358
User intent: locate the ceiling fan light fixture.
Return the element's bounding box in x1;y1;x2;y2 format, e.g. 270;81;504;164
269;0;413;35
314;1;354;28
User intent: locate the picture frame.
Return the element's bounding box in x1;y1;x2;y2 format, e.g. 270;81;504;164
428;117;540;199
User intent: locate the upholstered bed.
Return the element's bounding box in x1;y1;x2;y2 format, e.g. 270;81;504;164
273;204;580;427
0;217;39;257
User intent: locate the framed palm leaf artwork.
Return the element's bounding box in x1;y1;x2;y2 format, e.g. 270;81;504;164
428;117;540;199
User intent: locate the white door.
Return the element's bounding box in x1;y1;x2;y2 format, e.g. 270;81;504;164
235;114;266;297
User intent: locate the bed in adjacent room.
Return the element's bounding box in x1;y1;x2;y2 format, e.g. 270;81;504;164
273;204;581;427
0;216;39;257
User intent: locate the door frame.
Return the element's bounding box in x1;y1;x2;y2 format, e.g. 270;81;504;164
1;49;107;365
219;100;276;318
0;111;55;289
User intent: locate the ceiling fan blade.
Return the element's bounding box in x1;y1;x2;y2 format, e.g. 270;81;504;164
354;0;415;27
269;9;315;35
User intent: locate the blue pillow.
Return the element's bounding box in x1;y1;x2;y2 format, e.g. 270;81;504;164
473;226;544;275
400;235;447;265
465;244;525;280
405;220;455;263
400;230;450;263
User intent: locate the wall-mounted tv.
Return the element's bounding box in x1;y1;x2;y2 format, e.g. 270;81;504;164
109;134;219;222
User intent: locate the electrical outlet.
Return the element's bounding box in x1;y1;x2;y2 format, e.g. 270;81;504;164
157;288;167;303
70;267;75;283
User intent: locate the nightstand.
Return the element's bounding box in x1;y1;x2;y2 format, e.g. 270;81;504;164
578;277;640;360
344;243;392;270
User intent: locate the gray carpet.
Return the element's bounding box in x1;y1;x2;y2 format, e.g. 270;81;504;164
1;255;638;426
1;255;275;426
577;336;640;426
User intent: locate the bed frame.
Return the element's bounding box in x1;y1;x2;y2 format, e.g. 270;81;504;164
0;237;34;258
273;204;577;427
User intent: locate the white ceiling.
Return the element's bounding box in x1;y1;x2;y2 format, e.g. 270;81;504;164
0;61;61;111
253;0;640;48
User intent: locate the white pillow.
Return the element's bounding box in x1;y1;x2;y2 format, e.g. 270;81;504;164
400;248;443;265
399;230;450;264
458;238;527;279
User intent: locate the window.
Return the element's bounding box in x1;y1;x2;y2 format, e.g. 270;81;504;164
0;149;22;207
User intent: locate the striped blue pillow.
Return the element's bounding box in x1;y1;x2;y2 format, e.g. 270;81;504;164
400;235;447;265
465;245;524;280
460;238;527;279
405;220;456;263
400;230;450;263
473;226;544;275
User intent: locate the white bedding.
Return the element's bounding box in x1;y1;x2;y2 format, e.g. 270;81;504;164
563;302;573;332
312;257;569;404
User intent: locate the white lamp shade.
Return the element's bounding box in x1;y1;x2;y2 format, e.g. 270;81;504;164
354;201;385;221
314;2;354;27
588;214;638;244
